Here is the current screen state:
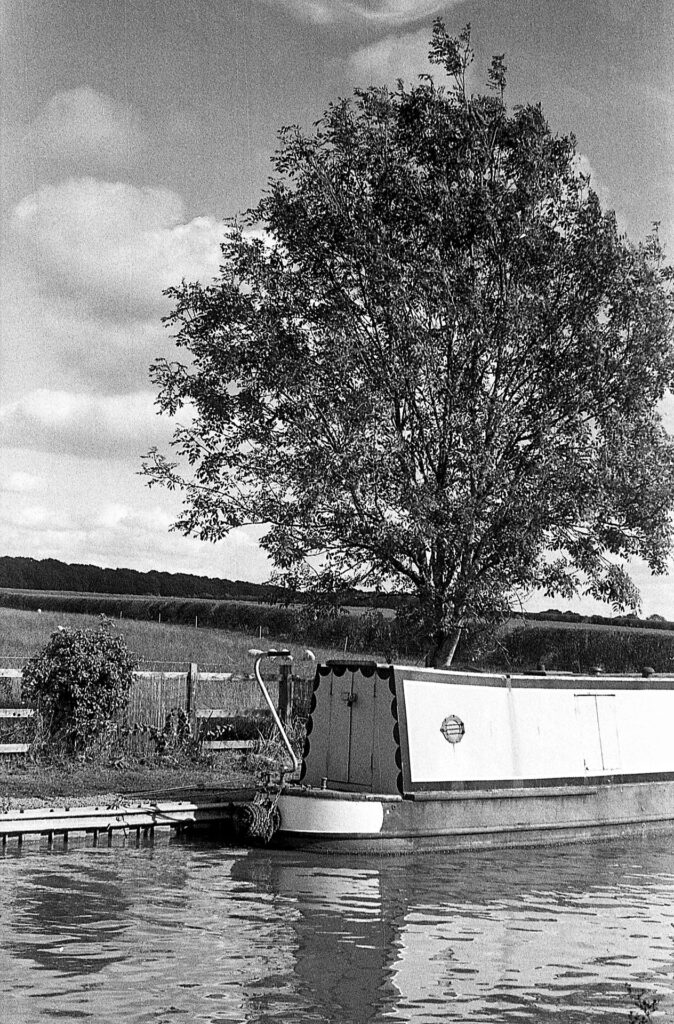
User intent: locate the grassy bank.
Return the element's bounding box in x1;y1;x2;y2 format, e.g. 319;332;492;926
0;759;258;810
0;588;403;658
0;606;384;674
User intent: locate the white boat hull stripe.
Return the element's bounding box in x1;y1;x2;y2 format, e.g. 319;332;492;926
278;794;384;834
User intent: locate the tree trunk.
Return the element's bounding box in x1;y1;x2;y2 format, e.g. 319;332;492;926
426;626;462;668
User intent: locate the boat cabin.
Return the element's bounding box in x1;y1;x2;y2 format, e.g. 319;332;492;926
300;661;674;793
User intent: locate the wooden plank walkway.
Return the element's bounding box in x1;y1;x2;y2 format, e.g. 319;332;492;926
0;791;256;847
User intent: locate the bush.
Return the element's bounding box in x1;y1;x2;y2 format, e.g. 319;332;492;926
21;618;137;753
488;625;674;674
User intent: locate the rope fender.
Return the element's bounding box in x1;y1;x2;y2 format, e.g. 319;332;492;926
234;795;281;844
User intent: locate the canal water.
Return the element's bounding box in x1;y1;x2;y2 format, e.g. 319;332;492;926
1;833;673;1023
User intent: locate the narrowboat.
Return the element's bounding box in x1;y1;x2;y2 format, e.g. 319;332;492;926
249;652;674;853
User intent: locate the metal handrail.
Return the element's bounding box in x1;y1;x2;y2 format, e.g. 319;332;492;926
248;649;300;776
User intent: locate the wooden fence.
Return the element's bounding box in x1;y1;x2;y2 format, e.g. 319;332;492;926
0;665;314;755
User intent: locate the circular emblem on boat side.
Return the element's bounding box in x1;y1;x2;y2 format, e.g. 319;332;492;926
440;715;465;744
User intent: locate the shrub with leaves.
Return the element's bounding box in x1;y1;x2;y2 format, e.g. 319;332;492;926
21;618;137;753
626;984;659;1023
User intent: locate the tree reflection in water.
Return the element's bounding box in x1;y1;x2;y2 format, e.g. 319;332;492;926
232;841;674;1023
0;836;672;1023
232;853;410;1021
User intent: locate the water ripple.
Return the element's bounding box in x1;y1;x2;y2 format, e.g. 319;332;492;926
1;835;674;1023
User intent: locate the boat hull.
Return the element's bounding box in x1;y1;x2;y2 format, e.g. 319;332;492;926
261;662;674;853
274;779;674;854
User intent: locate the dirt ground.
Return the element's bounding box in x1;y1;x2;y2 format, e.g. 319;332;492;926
0;755;259;810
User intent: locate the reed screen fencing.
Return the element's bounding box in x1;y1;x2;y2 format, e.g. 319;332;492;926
0;666;314;756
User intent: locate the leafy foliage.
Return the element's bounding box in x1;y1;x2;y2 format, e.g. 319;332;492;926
22;619;137;753
487;625;674;675
626;984;659;1023
144;21;674;665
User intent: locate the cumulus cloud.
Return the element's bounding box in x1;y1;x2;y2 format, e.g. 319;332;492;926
0;479;271;581
28;87;144;169
660;393;674;435
10;178;224;321
0;389;173;459
0;275;173;395
261;0;451;24
348;25;434;82
1;504;75;532
348;21;483;89
573;153;608;205
1;471;41;494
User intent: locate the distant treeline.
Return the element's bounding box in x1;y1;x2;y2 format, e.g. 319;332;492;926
0;555;397;608
3;555;674;633
517;607;674;632
0;555;269;600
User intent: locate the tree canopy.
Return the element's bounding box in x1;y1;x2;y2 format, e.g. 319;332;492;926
144;22;674;666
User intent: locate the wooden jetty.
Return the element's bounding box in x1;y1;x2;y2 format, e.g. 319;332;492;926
0;789;257;849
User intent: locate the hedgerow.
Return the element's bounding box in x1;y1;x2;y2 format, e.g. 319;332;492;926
5;590;674;673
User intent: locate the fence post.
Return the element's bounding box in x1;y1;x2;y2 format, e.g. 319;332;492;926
278;661;293;725
187;662;198;737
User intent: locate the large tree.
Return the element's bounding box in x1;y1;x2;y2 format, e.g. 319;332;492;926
144;23;674;666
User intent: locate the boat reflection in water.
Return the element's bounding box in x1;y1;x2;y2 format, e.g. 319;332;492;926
232;838;674;1022
1;836;673;1022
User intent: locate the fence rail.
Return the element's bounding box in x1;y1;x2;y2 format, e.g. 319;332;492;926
0;664;313;756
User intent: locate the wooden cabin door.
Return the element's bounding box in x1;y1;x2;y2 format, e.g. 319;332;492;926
346;673;376;789
325;671;376;790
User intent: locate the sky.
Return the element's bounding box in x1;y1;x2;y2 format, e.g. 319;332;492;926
1;0;673;614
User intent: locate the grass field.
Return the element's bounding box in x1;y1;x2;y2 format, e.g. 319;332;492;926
4;595;674;677
0;587;402;658
0;605;384;676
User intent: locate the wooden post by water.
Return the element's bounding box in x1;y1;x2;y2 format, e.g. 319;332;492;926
186;662;198;736
278;661;293;725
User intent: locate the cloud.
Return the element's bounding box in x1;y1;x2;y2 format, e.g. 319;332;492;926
1;504;75;532
0;276;172;395
348;25;433;82
348;22;481;89
660;393;674;435
28;87;144;169
0;464;271;582
572;153;608;201
573;152;627;233
261;0;454;25
0;389;173;460
1;471;41;494
10;178;224;321
573;153;609;207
